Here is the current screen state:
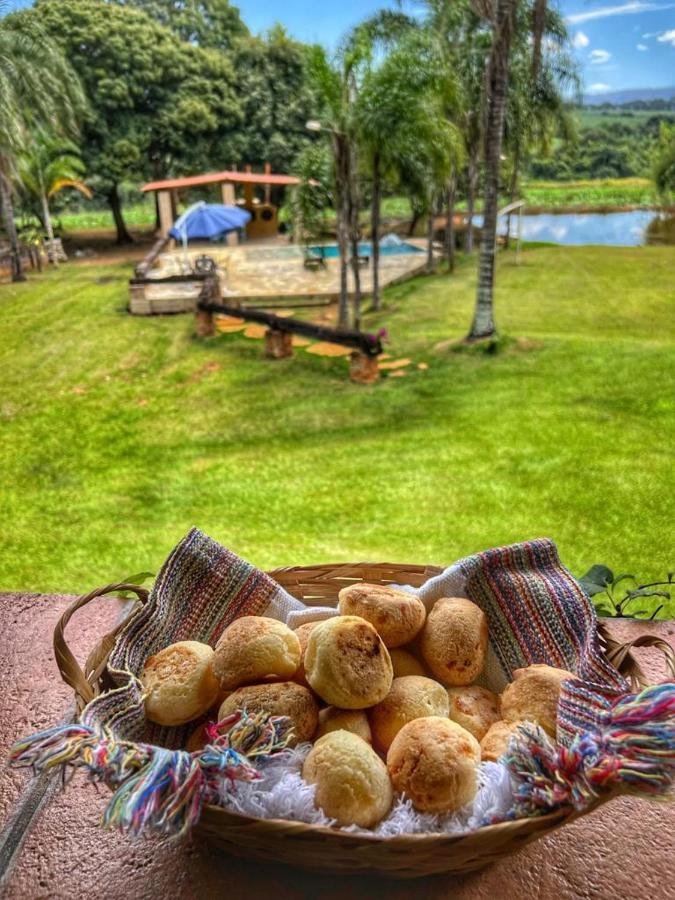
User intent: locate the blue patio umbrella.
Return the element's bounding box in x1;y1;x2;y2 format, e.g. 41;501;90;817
169;201;251;242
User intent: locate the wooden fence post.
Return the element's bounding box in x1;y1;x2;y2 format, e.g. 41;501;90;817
195;307;215;337
349;352;379;385
264;328;293;359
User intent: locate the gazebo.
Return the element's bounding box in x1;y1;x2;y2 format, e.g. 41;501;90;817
141;164;301;244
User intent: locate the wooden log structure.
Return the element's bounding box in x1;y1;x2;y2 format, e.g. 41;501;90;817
133;235;171;279
197;297;383;357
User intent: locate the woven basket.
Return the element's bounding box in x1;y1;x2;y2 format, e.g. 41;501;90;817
54;562;674;879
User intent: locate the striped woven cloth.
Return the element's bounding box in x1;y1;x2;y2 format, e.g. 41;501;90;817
81;528;628;750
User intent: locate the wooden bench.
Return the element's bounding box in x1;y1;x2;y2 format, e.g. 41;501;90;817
196;292;383;384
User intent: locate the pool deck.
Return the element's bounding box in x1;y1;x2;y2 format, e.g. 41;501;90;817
143;238;434;309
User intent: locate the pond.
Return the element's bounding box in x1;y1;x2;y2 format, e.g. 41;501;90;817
478;210;675;247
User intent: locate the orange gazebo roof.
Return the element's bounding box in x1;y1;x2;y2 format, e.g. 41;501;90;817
142;170;301;192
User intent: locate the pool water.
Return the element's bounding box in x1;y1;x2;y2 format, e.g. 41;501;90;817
309;241;424;258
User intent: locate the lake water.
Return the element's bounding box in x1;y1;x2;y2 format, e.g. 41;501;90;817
478;210;675;247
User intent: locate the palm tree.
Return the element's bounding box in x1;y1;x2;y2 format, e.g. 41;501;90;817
502;11;578;246
18;136;91;263
468;0;576;340
306;45;361;328
0;8;83;280
467;0;517;340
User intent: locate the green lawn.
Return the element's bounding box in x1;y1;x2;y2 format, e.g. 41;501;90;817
520;178;659;209
0;245;673;609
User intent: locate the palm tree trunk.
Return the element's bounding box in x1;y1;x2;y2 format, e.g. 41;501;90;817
107;183;133;245
468;0;516;341
334;134;350;329
504;144;520;251
348;143;362;330
465;151;478;254
0;169;25;283
444;172;456;273
371;151;381;311
40;187;58;267
426;193;435;273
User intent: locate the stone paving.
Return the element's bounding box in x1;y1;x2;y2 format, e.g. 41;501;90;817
148;239;432;305
0;593;672;898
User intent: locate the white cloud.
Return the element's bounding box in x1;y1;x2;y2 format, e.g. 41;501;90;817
573;30;590;48
657;28;675;44
589;49;612;63
566;3;675;25
637;42;648;48
587;83;612;93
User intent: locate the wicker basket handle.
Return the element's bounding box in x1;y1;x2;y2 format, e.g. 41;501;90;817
53;583;149;710
603;632;675;687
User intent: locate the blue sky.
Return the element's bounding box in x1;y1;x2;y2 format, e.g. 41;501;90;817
6;1;675;93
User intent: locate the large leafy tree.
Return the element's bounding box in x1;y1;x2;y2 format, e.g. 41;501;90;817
0;7;83;280
25;0;242;243
228;27;319;172
129;3;317;174
120;0;248;50
652;121;675;202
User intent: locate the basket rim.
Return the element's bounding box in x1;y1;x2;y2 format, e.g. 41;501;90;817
197;800;578;843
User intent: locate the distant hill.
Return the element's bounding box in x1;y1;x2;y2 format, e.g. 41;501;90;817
583;87;675;106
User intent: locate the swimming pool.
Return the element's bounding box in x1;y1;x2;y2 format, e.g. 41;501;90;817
308;241;424;258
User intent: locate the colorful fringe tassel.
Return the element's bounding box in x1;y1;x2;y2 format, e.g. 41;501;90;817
505;683;675;819
10;710;292;837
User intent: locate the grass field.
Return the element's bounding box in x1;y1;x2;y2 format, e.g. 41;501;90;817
520;178;659;208
577;107;675;130
1;244;673;608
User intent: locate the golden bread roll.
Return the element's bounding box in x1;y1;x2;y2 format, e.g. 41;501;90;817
292;622;318;688
369;676;450;752
141;641;220;726
419;597;488;686
218;681;319;745
500;664;575;737
337;583;426;648
479;719;527;762
303;731;393;827
304;616;393;709
213;616;301;691
186;722;209;753
316;707;372;743
387;716;480;814
389;648;427;677
446;685;501;740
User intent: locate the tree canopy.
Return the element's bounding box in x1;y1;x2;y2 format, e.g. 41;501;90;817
16;0;242;240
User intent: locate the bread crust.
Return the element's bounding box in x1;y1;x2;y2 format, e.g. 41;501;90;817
419;598;488;686
447;685;501;740
218;681;319;745
142;641;220;726
213;616;301;691
387;716;480;814
338;583;426;648
369;676;450;752
316;707;372;743
500;664;575;737
303;731;393;827
389;648;427;677
304;616;393;709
